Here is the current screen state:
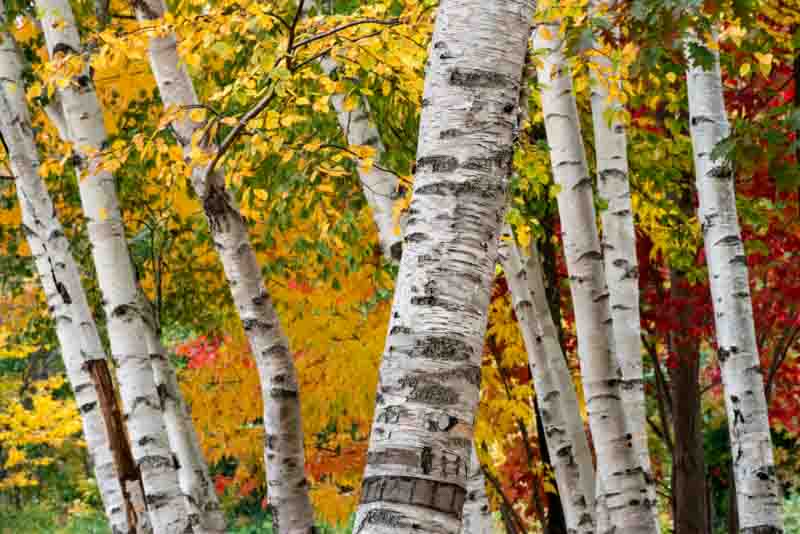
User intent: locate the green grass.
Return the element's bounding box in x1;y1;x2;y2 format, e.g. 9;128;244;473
0;503;110;534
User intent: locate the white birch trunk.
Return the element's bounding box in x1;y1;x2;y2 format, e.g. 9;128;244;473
0;37;142;534
588;24;656;514
685;34;783;533
354;2;534;533
498;229;596;534
534;24;658;532
319;57;402;261
127;0;314;530
137;293;226;533
34;0;191;530
459;444;493;534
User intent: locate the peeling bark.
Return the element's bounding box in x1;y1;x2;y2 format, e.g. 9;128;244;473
685;34;783;533
499;230;595;534
0;19;149;533
534;24;658;533
126;0;314;530
354;2;535;533
34;0;191;529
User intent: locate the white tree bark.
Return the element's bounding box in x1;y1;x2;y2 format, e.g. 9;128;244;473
137;293;226;533
534;24;658;533
685;34;783;533
498;229;595;534
0;32;146;534
34;0;191;530
126;0;314;531
353;2;534;533
587;23;656;515
459;444;493;534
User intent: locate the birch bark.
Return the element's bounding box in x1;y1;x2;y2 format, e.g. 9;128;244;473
588;27;652;496
34;0;191;529
685;35;783;533
498;229;595;534
534;24;658;532
126;0;314;530
137;293;226;532
0;33;146;534
353;2;534;533
459;444;493;534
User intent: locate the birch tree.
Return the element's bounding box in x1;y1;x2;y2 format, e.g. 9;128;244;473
587;19;652;493
498;229;595;533
685;32;783;533
353;2;534;533
126;0;314;530
534;23;658;532
0;24;151;534
33;0;192;529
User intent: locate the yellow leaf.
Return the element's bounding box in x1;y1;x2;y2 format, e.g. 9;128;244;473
754;53;773;77
190;108;207;122
98;208;108;221
665;72;677;83
28;82;42;98
739;63;751;77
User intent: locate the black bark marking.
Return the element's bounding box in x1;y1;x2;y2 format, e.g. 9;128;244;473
449;67;515;89
420;447;433;474
368;448;420;469
708;163;733;180
376;405;405;424
413;336;472;362
360;476;466;518
203;184;241;233
416;155;458;173
357;508;405;533
426;412;458;432
78;401;97;414
138;454;175;470
52;43;79;57
407;383;458;405
415;179;505;197
269;388;298;399
714;235;741;247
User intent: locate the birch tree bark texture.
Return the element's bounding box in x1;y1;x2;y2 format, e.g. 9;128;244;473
34;0;191;530
0;33;148;534
137;293;226;533
685;35;783;533
498;229;596;534
588;28;653;495
534;24;658;533
127;0;315;530
353;2;534;533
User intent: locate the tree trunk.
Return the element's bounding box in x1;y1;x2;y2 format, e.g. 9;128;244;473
668;268;708;534
138;293;226;532
534;24;658;532
685;34;783;533
499;231;595;534
34;0;191;529
588;22;653;502
460;444;493;534
127;0;315;530
0;26;151;533
354;2;534;533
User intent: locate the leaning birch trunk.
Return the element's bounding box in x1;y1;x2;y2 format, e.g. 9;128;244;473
0;34;148;534
353;2;534;533
137;293;226;533
534;23;658;532
588;25;652;494
685;34;783;533
498;229;595;533
34;0;191;530
127;0;314;530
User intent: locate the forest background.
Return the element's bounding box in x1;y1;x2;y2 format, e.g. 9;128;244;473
0;0;799;532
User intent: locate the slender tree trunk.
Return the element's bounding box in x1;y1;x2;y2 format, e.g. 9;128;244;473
354;2;534;533
137;293;226;532
685;34;783;533
534;24;658;532
0;29;151;534
588;23;654;503
534;398;567;534
668;268;708;534
460;444;493;534
34;1;191;529
499;231;595;534
127;0;314;530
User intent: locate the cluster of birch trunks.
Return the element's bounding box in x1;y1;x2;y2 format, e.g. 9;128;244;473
0;0;785;532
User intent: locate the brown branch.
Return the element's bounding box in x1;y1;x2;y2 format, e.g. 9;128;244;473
290;18;400;53
481;462;527;534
